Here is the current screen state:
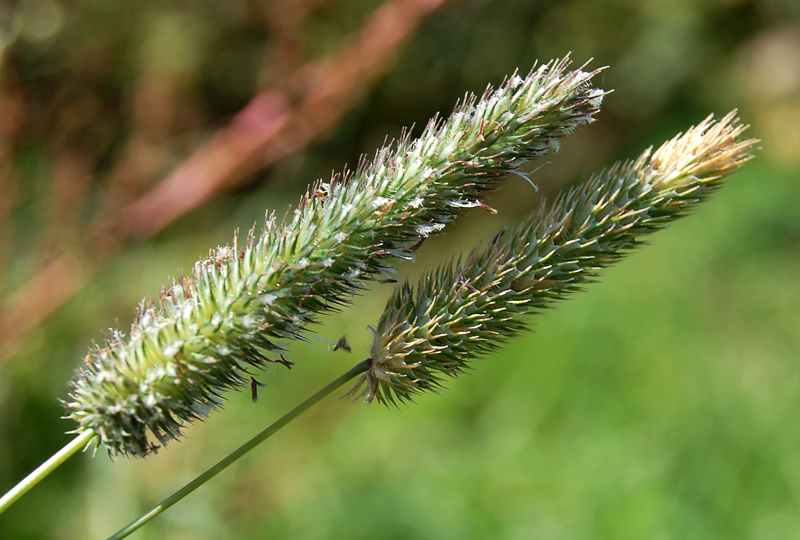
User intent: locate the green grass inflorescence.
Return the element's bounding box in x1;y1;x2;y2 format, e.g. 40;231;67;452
352;112;757;405
64;57;605;457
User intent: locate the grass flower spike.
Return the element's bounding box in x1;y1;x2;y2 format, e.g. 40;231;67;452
101;111;756;540
63;57;605;457
351;112;757;405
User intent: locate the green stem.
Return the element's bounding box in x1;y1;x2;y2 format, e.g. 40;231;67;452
107;360;369;540
0;429;95;514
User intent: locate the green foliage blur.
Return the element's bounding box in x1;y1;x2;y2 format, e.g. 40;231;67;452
1;0;799;538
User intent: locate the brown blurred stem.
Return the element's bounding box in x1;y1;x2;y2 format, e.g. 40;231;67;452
0;0;452;362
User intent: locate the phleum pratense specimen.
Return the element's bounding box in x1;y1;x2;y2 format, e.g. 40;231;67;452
63;57;604;459
0;58;757;540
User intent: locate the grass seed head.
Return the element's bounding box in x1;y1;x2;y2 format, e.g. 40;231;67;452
64;57;606;457
352;112;757;406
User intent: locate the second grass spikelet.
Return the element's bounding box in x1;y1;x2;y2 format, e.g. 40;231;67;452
350;112;757;405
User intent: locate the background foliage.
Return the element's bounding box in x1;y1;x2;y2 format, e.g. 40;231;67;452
0;0;798;538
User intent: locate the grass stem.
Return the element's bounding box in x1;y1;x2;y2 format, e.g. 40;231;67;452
106;360;369;540
0;429;94;514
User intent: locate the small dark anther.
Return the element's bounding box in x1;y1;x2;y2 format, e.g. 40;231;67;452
275;354;294;369
175;358;187;374
491;227;507;245
409;237;427;252
140;441;160;457
182;276;193;298
333;335;352;353
478;201;498;214
240;251;245;260
251;376;267;403
459;277;479;294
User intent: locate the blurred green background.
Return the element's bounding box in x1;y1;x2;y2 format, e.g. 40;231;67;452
1;0;799;538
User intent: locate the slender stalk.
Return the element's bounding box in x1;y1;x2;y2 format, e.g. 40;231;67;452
106;360;369;540
0;429;94;514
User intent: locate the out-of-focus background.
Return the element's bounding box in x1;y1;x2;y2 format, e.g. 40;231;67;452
0;0;798;538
